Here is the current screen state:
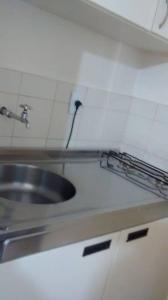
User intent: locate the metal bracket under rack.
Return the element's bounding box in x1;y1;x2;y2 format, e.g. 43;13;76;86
100;151;168;200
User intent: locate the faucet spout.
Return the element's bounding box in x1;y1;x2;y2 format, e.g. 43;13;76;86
0;104;32;129
24;119;30;129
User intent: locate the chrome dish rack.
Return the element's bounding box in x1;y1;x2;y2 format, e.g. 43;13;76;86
100;151;168;200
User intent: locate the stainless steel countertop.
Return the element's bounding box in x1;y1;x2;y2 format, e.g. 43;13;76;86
0;149;167;262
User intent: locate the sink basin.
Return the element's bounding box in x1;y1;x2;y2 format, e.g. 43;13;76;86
0;164;76;205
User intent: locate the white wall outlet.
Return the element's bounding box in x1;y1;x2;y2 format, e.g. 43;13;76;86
69;89;83;114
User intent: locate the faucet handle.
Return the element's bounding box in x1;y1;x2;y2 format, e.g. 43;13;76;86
20;104;32;111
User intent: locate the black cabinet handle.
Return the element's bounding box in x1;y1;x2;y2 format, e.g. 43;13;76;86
127;228;149;242
83;240;111;257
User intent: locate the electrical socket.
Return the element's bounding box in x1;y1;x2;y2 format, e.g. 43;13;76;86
69;89;83;114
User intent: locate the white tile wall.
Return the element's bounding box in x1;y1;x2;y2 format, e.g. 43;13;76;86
84;89;109;108
112;44;142;96
0;62;168;173
55;82;74;104
13;96;53;138
102;111;128;142
48;102;72;140
123;115;153;149
107;94;132;112
120;143;147;161
69;140;101;150
155;104;168;124
0;0;120;90
147;121;168;159
75;107;105;141
134;51;168;105
121;97;168;171
12;137;46;148
0;69;21;94
129;98;157;119
1;0;168;172
1;65;168;174
0;137;11;147
46;139;66;149
0;68;131;149
145;154;168;171
121;49;168;171
0;93;18;137
0;0;142;154
20;73;57;100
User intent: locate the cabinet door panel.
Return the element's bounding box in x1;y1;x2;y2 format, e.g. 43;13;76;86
103;220;168;300
153;0;168;38
0;232;120;300
87;0;158;29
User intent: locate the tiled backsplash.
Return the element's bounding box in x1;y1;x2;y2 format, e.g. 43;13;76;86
121;97;168;171
0;68;131;150
1;67;168;172
122;50;168;171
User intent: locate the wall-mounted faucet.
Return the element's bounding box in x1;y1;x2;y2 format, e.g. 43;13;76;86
0;104;32;128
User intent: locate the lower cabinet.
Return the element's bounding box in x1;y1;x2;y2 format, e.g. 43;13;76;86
0;232;120;300
0;219;168;300
103;219;168;300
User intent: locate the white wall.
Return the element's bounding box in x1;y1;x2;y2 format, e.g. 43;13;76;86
2;0;168;173
0;0;142;92
120;50;168;171
0;67;134;149
0;0;139;92
0;0;141;150
134;51;168;104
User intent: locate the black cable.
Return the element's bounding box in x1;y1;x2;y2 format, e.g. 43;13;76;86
66;100;82;149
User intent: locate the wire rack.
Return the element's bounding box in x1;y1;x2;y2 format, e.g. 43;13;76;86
100;151;168;200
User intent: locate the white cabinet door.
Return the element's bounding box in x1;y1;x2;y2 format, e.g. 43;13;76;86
103;220;168;300
86;0;158;29
152;0;168;38
0;232;120;300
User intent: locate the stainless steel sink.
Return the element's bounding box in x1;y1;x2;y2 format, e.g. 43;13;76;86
0;164;76;205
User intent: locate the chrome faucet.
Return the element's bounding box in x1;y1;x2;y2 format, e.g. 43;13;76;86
0;104;32;128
